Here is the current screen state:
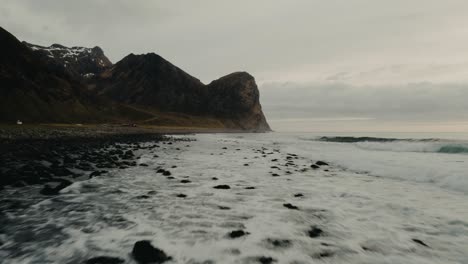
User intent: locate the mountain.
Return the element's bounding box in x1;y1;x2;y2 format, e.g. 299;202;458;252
0;27;270;131
0;27;99;123
23;42;112;79
96;53;270;130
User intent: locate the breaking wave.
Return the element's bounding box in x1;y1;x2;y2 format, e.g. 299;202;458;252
313;136;468;154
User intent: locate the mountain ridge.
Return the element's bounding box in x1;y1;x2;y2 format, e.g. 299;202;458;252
0;27;271;132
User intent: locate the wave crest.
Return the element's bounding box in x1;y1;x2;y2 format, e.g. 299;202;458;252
311;136;468;154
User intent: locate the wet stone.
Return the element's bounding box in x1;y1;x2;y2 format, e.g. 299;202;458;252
308;226;324;238
213;185;231;189
85;256;125;264
266;238;292;248
316;161;329;166
132;240;172;264
412;238;430;247
228;230;249;239
258;256;277;264
283;203;299;210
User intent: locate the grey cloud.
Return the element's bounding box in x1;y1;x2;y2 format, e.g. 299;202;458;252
260;82;468;122
3;0;468;83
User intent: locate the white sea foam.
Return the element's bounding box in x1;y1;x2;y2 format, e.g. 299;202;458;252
0;133;467;263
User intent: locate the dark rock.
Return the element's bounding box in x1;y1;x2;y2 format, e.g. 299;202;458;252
12;181;27;187
283;203;299;210
89;170;107;179
139;163;149;167
52;167;73;177
258;256;277;264
244;164;249;166
294;193;304;197
213;185;231;189
136;195;150;199
212;177;218;180
245;187;256;189
308;226;324;238
180;180;191;183
156;169;165;174
132;240;172;264
271;173;279;177
162;171;171;176
314;251;334;258
310;165;320;169
218;206;231;210
176;194;187;198
266;238;291;248
39;179;72;196
316;161;329;166
228;230;249;239
85;256;124;264
412;239;429;247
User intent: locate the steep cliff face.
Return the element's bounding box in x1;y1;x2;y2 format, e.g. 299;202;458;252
207;72;270;131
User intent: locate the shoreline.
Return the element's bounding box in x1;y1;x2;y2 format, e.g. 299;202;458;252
0;124;258;142
0;127;170;191
0;123;267;191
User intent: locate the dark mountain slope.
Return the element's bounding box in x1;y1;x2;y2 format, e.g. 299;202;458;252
0;27;151;123
96;53;205;112
96;53;270;131
0;27;96;122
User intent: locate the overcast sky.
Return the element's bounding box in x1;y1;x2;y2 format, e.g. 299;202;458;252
2;0;468;132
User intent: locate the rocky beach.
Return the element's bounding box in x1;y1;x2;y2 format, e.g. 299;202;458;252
1;132;467;263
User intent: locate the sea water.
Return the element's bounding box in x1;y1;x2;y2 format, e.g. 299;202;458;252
0;132;467;263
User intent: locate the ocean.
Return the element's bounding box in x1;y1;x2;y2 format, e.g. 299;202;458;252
1;132;467;263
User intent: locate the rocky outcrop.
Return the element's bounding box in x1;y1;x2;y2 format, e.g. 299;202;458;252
207;72;270;131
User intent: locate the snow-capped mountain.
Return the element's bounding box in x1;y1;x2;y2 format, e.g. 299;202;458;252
23;42;112;78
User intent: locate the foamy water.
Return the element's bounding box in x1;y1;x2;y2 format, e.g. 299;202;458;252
1;133;467;263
